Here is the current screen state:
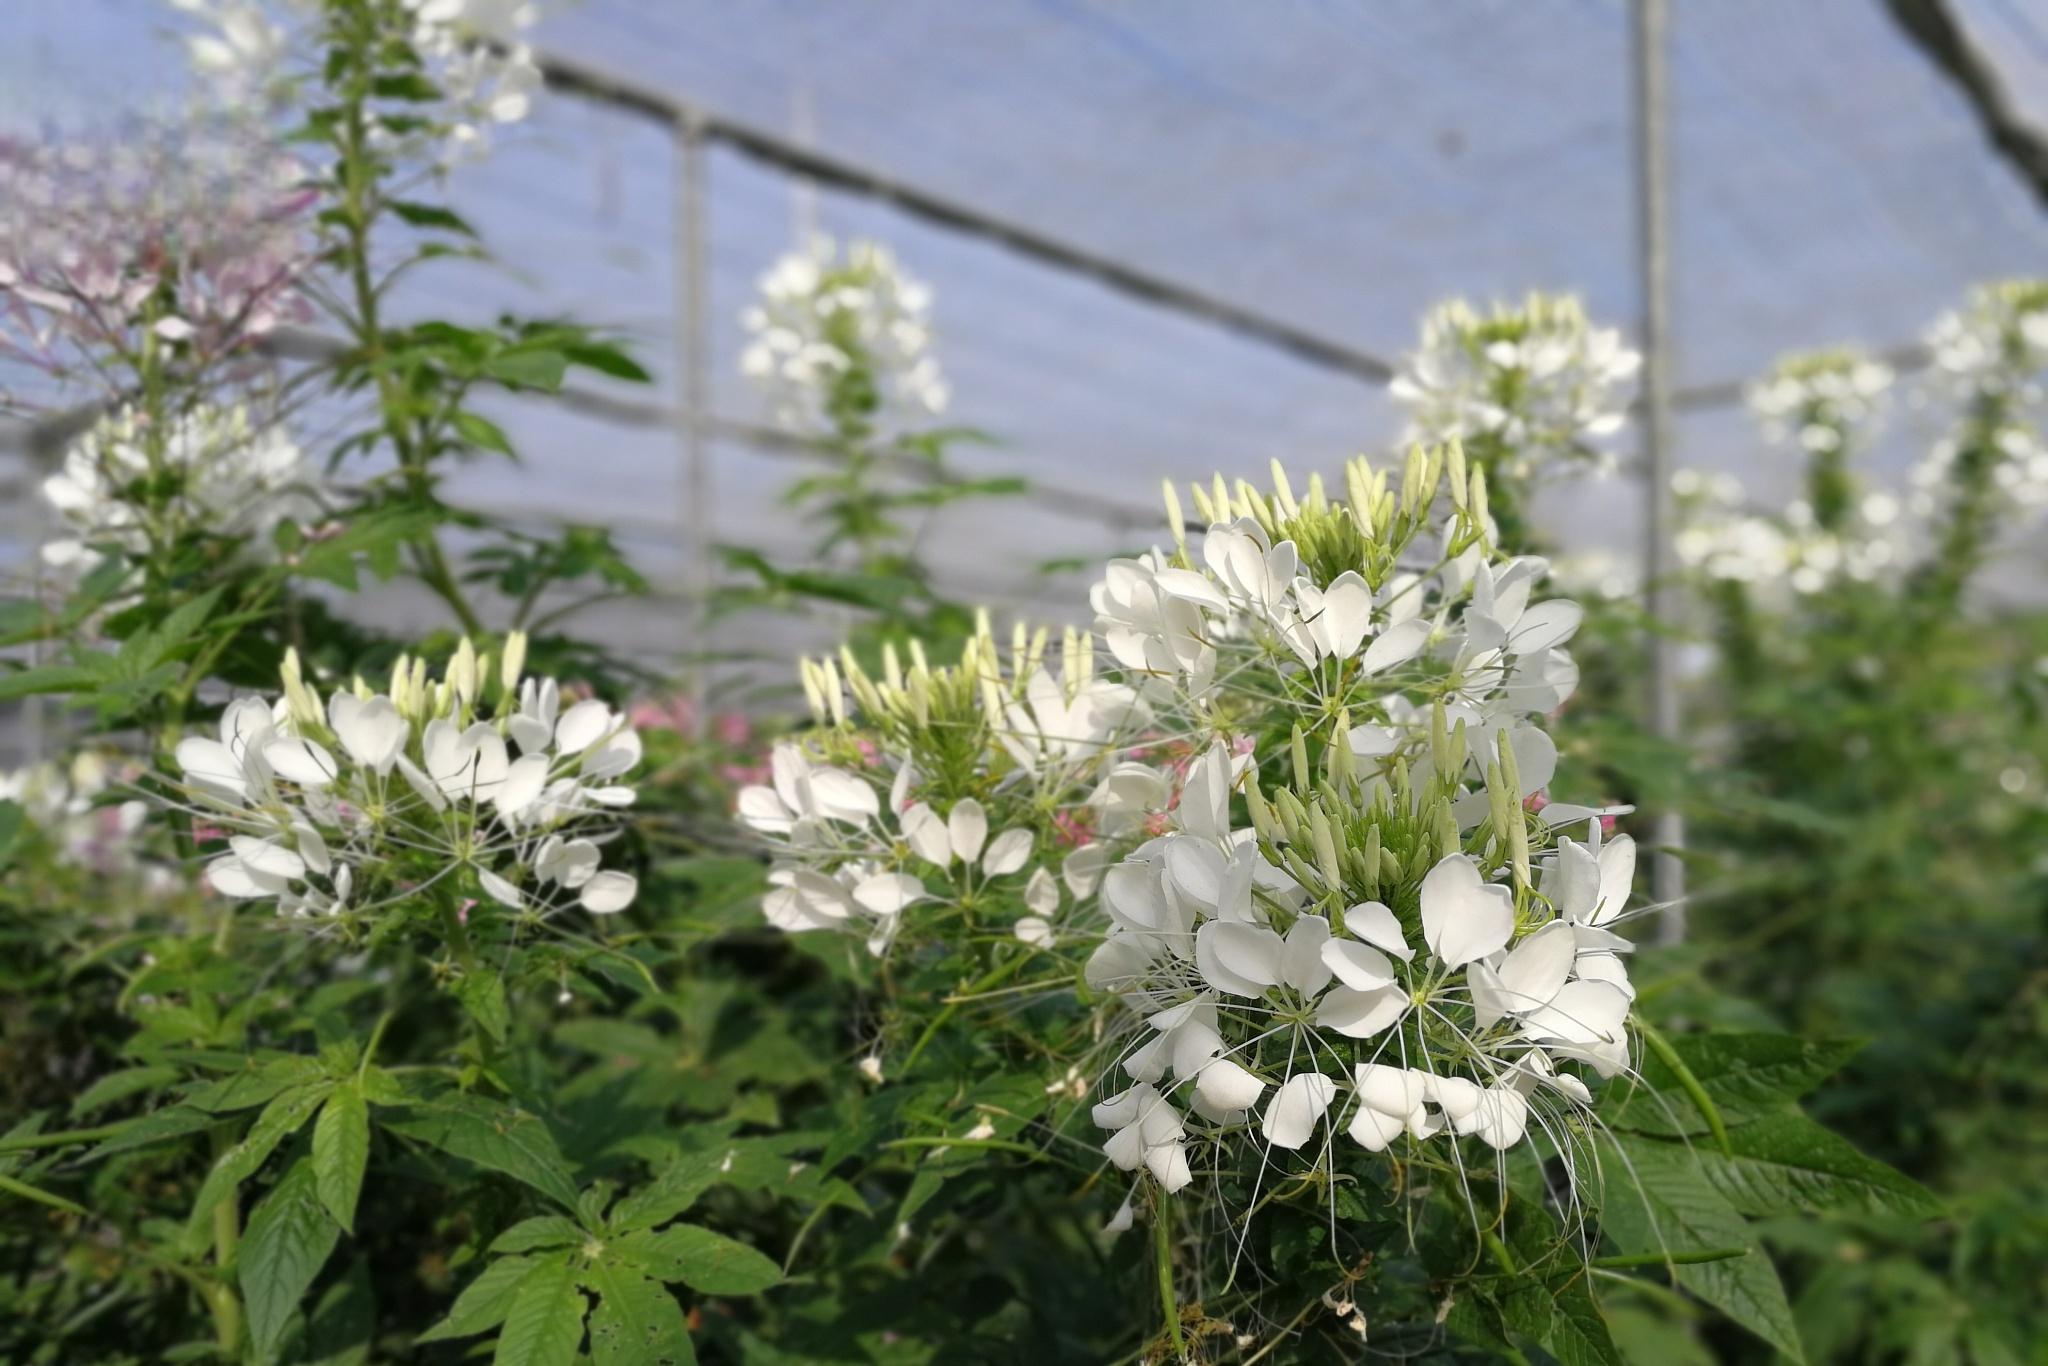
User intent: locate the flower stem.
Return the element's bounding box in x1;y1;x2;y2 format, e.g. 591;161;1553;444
206;1125;244;1356
1637;1017;1733;1158
1154;1188;1185;1359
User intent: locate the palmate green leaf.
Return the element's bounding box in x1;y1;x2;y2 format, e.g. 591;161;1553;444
494;1257;588;1366
186;1055;327;1113
84;1103;216;1159
1602;1032;1863;1136
0;663;104;701
1694;1112;1942;1219
584;1260;695;1366
312;1086;370;1233
615;1224;780;1295
240;1156;342;1361
1597;1134;1802;1362
416;1255;538;1344
384;1094;581;1209
185;1083;332;1244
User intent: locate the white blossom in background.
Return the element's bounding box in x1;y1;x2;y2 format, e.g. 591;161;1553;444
1747;349;1893;453
1915;280;2048;513
1391;293;1641;480
0;751;163;884
168;0;541;157
39;404;325;579
166;634;642;927
741;235;949;432
1673;469;1901;598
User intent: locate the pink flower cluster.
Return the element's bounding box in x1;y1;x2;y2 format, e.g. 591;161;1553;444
0;123;317;395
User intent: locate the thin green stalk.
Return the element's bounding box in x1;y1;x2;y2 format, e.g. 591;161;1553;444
1637;1018;1733;1157
206;1126;243;1356
1155;1189;1185;1359
0;1123;130;1155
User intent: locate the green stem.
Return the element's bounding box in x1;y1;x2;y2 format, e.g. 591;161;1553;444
0;1123;130;1155
1154;1189;1186;1359
207;1126;243;1356
1637;1018;1733;1158
1591;1247;1749;1269
899;951;1030;1074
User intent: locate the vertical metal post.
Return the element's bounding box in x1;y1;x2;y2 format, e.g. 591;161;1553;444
676;111;712;740
1632;0;1687;942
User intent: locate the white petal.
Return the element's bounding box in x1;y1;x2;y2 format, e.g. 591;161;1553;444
1594;835;1636;925
1023;866;1060;915
1507;599;1582;654
982;827;1033;877
1279;914;1334;995
554;698;614;754
1144;1139;1193;1193
1314;571;1373;660
1494;920;1575;1010
578;870;638;914
854;871;926;916
1321;937;1396;991
947;798;988;864
1347;1102;1406;1151
479;868;523;908
1193;1057;1265;1112
1360;618;1431;675
1419;854;1515;967
176;737;247;796
810;768;879;823
1062;842;1110;896
396;754;448;812
495;753;550;818
901;803;953;866
1195;920;1285;998
207;855;283;899
1316;985;1409;1038
229;835;304;881
1013;915;1056;948
263;737;339;787
1260;1073;1337;1150
1345;901;1414;961
1354;1063;1428;1117
329;693;404;773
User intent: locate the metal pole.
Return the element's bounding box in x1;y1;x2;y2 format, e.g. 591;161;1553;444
1632;0;1687;942
677;112;712;740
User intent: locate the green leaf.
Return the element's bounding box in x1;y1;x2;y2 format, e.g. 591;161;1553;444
312;1087;370;1234
607;1150;725;1232
455;971;511;1044
71;1065;183;1117
1597;1135;1802;1361
1696;1112;1942;1219
615;1224;780;1295
0;800;23;869
0;664;103;701
186;1083;331;1242
1603;1032;1863;1136
390;200;477;236
584;1260;694;1366
85;1104;216;1159
239;1157;342;1362
1544;1273;1624;1366
453;409;516;458
384;1095;581;1209
484;348;569;392
416;1255;538;1344
491;1216;585;1254
493;1257;587;1366
0;1170;88;1218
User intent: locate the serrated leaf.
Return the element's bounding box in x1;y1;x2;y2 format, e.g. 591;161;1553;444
615;1224;779;1295
313;1087;370;1233
84;1104;216;1159
416;1255;538;1344
491;1215;584;1253
455;971;510;1044
71;1065;183;1117
607;1150;725;1232
384;1095;580;1209
1597;1135;1801;1361
1545;1273;1624;1366
186;1084;331;1242
494;1257;587;1366
584;1260;694;1366
1603;1033;1861;1136
240;1157;342;1361
1696;1112;1942;1219
484;348;568;392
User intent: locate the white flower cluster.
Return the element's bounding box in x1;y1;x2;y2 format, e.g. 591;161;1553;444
170;0;540;156
737;623;1146;957
1747;350;1893;455
1077;457;1631;1193
741;235;949;432
39;404;323;579
1916;280;2048;511
1391;294;1640;478
0;750;158;882
170;635;640;925
1673;470;1904;598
